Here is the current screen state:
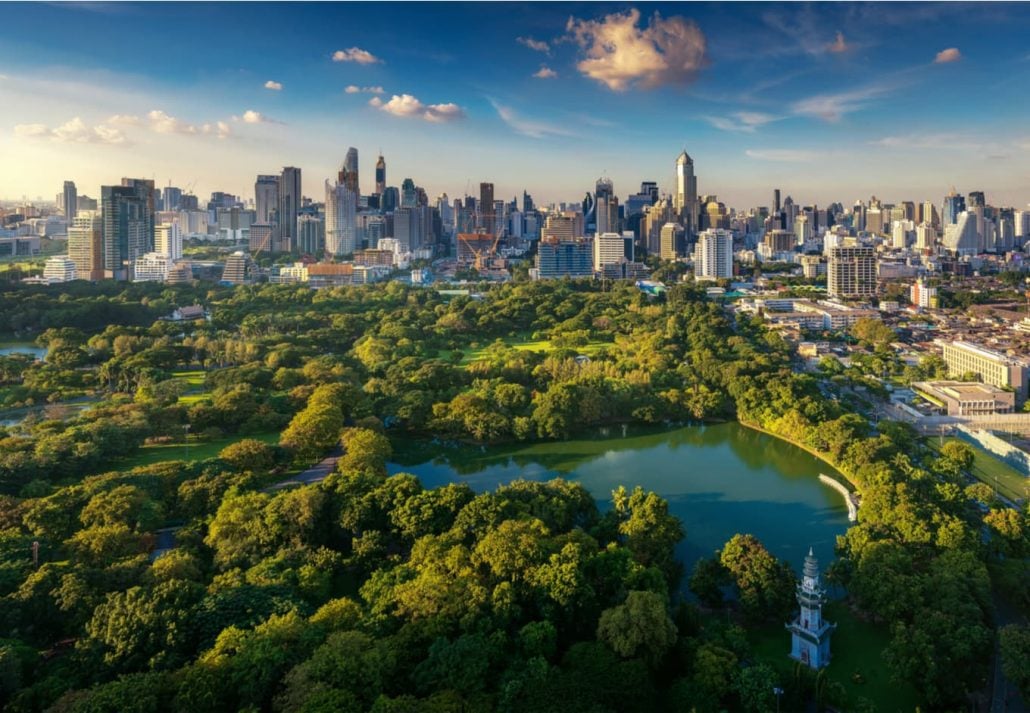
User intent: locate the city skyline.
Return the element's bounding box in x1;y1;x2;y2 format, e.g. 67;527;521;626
2;2;1030;207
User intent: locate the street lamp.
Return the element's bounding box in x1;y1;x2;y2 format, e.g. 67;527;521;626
773;686;784;713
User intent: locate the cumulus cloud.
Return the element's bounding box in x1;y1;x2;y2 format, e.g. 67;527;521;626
706;111;777;132
533;65;558;79
332;47;381;64
14;116;128;144
517;36;550;53
146;110;232;138
106;114;141;125
241;109;272;124
345;85;385;94
934;47;961;64
490;99;572;139
565;8;706;91
264;80;283;91
827;31;849;53
745;148;818;163
370;94;464;123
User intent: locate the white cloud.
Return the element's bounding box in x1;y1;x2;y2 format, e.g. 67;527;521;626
745;148;818;163
264;80;283;91
706;111;778;132
147;110;232;138
14;116;128;144
791;83;893;121
935;47;961;64
371;94;464;123
517;36;550;53
332;47;381;64
490;99;572;139
565;8;706;91
242;110;265;124
827;31;849;54
533;66;558;79
106;114;141;125
345;85;384;94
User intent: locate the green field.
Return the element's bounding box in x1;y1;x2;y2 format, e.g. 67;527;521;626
927;436;1027;503
118;430;279;469
458;336;610;365
747;601;923;712
172;369;211;405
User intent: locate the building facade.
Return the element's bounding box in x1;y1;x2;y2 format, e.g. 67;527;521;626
827;245;876;299
694;228;733;279
941;341;1029;405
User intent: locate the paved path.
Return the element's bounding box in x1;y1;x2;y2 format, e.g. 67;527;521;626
266;447;342;491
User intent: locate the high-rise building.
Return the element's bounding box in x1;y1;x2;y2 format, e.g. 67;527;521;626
910;277;937;309
594;178;618;235
674;150;698;236
102;181;153;280
325;178;358;256
943;189;965;225
343;147;360;196
943;211;978;255
891;220;915;249
660;222;683;260
67;211;104;281
375;154;386;196
915;223;937;250
921;200;939;229
77;195;98;212
694;228;733;279
828;245;876;299
535;237;593;279
401;178;417;209
278;167;301;251
541;212;583;242
255;175;280;224
42;255;77;283
967;191;985;208
479;182;495;235
162;186;183;212
133;252;174;282
61;181;77;220
593;232;626;272
155;222;182;260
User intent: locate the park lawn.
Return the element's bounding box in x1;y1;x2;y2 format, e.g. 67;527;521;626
172;370;207;388
459;336;610;365
927;436;1027;503
178;393;211;406
746;601;923;712
118;430;280;470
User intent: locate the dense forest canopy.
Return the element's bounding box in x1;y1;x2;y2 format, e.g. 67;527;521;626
0;279;1025;711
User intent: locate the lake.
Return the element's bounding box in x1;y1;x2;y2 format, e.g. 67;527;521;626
0;342;47;360
388;422;850;579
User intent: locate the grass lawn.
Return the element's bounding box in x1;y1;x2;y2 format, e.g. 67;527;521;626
747;601;923;712
172;370;211;405
927;436;1027;503
458;336;610;365
118;430;280;470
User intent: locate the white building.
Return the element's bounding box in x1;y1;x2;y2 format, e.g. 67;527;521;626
694;228;733;279
943;211;979;255
133;252;174;282
155;221;183;260
891;220;915;249
915;223;937;250
325;179;357;255
42;255;77;283
910;277;937;308
593;232;626;272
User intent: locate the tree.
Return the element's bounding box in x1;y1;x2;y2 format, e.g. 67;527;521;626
734;663;779;713
689;556;729;608
611;486;685;583
337;427;393;478
719;534;796;622
204;491;272;570
1000;624;1030;702
218;438;277;473
596;590;677;665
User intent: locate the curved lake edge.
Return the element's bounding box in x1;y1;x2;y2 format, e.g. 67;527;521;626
737;419;859;495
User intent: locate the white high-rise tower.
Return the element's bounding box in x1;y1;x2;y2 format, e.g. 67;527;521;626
674;150;698;238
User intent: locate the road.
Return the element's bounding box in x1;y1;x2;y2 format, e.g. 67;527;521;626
265;447;342;491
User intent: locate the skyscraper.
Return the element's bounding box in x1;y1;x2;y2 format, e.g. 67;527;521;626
401;178;417;209
375;154;386;196
61;180;77;220
660;222;683;260
344;147;360;196
255;175;280;224
67;210;103;281
674;150;698;237
943;189;965;225
162;186;183;212
479;182;495;235
695;229;734;278
594;177;618;235
155;222;182;260
102;182;152;280
325;178;358;256
279;167;301;252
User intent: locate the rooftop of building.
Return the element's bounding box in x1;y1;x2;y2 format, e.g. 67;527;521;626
916;380;1012;400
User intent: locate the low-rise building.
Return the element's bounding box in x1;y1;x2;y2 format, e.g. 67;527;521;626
42;255;77;283
913;380;1016;416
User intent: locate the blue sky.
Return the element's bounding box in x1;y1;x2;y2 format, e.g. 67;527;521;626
2;2;1029;209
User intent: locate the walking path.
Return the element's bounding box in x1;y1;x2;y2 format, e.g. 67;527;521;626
266;447;342;491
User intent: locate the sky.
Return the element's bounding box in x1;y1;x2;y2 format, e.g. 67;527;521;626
2;2;1030;210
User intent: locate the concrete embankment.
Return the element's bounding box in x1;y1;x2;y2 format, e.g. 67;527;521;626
818;474;858;522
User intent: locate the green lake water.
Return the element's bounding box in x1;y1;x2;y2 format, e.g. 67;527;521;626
388;422;850;577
